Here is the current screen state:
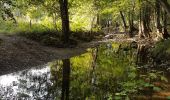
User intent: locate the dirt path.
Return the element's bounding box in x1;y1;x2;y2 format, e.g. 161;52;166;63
0;34;91;75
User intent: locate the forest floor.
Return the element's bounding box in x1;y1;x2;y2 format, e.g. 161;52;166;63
134;80;170;100
0;34;87;75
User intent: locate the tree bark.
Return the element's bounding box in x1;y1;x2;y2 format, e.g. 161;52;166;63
120;11;127;32
162;9;170;39
52;13;58;30
136;45;149;65
155;0;163;38
139;8;142;38
97;14;100;26
90;48;98;94
61;59;71;100
158;0;170;16
128;12;135;37
30;20;32;28
138;4;150;38
59;0;70;44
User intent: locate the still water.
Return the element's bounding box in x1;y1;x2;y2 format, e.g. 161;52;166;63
0;43;168;99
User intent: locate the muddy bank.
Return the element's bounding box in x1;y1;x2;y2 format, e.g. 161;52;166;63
0;34;89;75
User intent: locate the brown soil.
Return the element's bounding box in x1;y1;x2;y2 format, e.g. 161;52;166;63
0;34;90;75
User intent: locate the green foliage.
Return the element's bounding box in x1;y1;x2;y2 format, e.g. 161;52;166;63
70;52;93;99
48;43;139;99
0;0;15;20
167;96;170;100
0;0;170;99
0;20;46;34
151;39;170;63
48;60;63;99
153;87;162;92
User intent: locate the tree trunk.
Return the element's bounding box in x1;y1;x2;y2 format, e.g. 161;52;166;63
139;9;143;38
97;14;100;26
30;20;32;28
162;9;170;39
61;59;71;100
158;0;170;16
155;0;163;39
136;45;149;65
59;0;70;44
53;13;57;30
128;12;135;37
90;48;98;95
138;4;150;38
120;11;127;32
91;17;96;33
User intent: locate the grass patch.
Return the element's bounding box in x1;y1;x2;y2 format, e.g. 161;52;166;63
0;21;103;47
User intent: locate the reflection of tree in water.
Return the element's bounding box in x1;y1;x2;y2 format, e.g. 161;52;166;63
50;44;136;99
0;43;138;99
0;66;59;100
17;69;52;99
49;60;63;99
0;60;66;99
0;84;17;99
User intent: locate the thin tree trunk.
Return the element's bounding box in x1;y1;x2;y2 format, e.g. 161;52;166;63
61;59;71;100
30;20;32;28
144;5;150;37
53;13;57;30
156;0;162;32
128;12;134;37
90;48;98;94
155;0;163;39
97;14;100;26
120;11;127;32
59;0;70;44
139;8;144;38
91;17;96;33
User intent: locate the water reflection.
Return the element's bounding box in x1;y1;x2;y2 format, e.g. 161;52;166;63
0;66;53;99
1;42;166;99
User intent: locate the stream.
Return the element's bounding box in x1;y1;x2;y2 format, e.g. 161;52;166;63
0;42;169;99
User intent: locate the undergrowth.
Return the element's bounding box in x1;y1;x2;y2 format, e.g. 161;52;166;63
0;21;102;46
151;38;170;63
